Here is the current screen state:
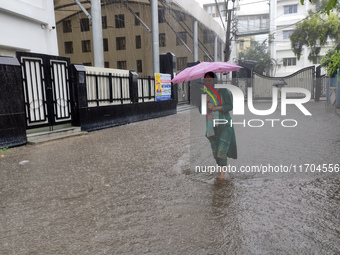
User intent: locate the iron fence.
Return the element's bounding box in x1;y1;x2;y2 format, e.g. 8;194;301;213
137;76;155;102
85;69;130;107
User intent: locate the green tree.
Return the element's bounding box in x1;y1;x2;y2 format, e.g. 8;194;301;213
290;13;340;63
321;49;340;76
300;0;340;14
239;40;277;75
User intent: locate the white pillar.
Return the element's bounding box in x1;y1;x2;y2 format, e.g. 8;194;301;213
193;20;198;62
214;36;218;62
91;0;104;67
151;0;160;74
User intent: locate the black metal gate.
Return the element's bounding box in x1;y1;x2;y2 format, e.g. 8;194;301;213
16;52;72;129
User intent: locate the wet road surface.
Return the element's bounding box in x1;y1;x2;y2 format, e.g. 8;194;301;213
0;101;339;254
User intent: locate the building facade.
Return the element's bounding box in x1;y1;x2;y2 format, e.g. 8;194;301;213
269;0;332;76
55;1;225;76
0;0;58;57
201;0;333;76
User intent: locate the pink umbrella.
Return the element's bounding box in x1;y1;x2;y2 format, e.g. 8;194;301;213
171;61;242;84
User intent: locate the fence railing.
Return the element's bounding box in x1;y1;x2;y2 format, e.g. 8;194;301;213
138;76;155;102
84;67;158;106
84;66;130;107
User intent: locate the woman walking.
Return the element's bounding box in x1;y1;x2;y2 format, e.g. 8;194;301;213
203;72;237;183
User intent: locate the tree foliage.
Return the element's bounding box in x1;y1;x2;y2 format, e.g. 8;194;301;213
300;0;340;14
238;40;275;75
290;13;340;63
323;50;340;76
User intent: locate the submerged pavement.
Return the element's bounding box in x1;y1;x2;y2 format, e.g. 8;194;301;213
0;101;339;254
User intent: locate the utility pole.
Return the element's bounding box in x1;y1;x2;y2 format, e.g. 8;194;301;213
224;0;235;62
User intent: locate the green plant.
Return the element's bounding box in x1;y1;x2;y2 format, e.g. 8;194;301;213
0;147;10;153
326;50;340;76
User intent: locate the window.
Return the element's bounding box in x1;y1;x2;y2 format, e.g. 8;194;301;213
63;20;72;33
137;60;142;72
136;35;141;49
204;4;216;17
237;15;269;33
135;12;141;26
82;40;91;52
159;33;166;47
102;16;107;29
284;5;297;14
260;15;269;30
64;41;73;54
313;56;323;64
176;32;187;46
117;61;127;70
203;29;214;44
158;9;165;23
177;57;187;71
80;18;90;32
103;38;108;51
176;11;186;21
204;3;225;18
283;58;296;66
116;37;126;50
239;40;244;51
104;62;110;68
83;62;92;66
283;30;294;39
115;14;125;28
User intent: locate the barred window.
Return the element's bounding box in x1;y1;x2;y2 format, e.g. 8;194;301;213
63;20;72;33
102;16;107;29
103;38;108;51
135;12;141;26
80;18;90;32
158;9;165;23
203;29;214;44
176;32;187;46
64;41;73;54
117;61;127;70
82;40;91;52
116;37;126;50
159;33;166;47
136;35;141;49
137;60;142;72
115;14;125;28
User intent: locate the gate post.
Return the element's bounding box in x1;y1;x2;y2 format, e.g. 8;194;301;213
129;71;139;103
336;69;340;109
160;52;177;102
0;57;26;148
315;66;321;102
71;64;87;126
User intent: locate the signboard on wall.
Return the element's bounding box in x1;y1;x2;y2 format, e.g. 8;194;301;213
155;73;171;101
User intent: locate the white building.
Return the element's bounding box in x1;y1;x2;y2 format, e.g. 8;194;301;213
0;0;58;57
199;0;333;76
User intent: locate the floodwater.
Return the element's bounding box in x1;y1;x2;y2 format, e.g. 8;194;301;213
0;101;339;254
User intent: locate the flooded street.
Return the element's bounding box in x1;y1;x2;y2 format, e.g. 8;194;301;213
1;101;340;254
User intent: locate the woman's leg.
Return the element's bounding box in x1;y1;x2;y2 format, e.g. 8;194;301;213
207;136;218;161
217;157;228;179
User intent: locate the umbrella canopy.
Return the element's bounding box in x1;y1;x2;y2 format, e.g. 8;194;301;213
171;61;242;84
